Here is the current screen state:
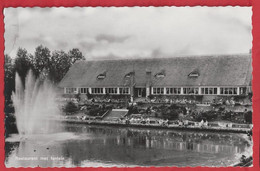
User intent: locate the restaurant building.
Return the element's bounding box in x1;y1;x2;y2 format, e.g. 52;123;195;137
58;54;252;102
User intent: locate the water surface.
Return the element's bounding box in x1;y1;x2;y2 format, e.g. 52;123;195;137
5;121;251;167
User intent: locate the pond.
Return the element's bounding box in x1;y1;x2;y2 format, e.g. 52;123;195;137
5;121;251;167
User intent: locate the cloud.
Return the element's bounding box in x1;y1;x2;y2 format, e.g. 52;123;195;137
4;7;252;59
78;41;96;52
95;34;130;43
150;48;163;58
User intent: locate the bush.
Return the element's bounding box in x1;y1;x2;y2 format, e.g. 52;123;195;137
244;111;252;123
202;111;218;121
147;95;154;99
161;109;179;120
88;108;100;116
86;90;93;99
193;110;218;122
127;105;138;114
64;101;78;114
221;111;232;120
161;105;180;120
75;93;80;102
193;112;203;122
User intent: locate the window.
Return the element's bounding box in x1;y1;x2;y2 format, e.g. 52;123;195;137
79;88;88;94
119;88;130;94
92;88;104;94
239;87;246;95
201;88;204;94
174;88;181;94
205;88;209;94
65;88;77;94
125;72;133;78
97;74;106;79
188;71;199;77
220;87;238;95
214;88;217;94
166;88;173;94
201;87;217;95
105;88;118;94
155;70;166;78
247;86;252;93
165;87;181;94
153;87;164;94
183;88;199;95
97;72;106;80
155;73;165;78
183;88;187;94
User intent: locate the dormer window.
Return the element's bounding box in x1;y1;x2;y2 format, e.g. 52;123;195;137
97;72;106;79
188;71;199;78
156;73;165;78
155;70;166;78
125;73;131;78
125;71;134;78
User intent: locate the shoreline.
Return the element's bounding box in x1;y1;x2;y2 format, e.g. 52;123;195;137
59;118;252;134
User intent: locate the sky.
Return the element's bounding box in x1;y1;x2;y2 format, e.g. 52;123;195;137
4;7;252;60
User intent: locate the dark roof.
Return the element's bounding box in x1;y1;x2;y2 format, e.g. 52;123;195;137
59;54;252;88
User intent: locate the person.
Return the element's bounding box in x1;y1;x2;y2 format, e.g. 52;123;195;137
166;119;169;126
205;120;208;127
178;120;183;126
146;118;150;125
146;106;151;115
225;99;230;106
125;118;130;125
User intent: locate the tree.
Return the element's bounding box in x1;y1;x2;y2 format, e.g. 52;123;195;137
4;54;15;103
33;45;51;77
4;55;17;136
49;49;85;84
49;50;70;83
13;48;34;86
11;47;85;85
68;48;85;64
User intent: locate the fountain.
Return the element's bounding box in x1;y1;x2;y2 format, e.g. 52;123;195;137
12;70;61;135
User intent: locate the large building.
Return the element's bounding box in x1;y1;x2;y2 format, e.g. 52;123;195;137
59;54;252;102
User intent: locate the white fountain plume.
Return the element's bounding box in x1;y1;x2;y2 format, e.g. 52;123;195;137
12;70;61;136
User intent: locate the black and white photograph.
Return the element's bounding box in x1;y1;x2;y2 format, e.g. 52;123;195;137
4;7;253;167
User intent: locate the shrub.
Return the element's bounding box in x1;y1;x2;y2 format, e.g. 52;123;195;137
193;112;203;122
221;111;232;120
161;109;179;120
147;95;154;99
88;108;101;116
161;105;180;120
64;101;78;114
86;90;93;99
202;111;218;121
244;111;252;123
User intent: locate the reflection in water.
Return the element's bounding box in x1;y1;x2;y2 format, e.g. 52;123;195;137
5;122;251;167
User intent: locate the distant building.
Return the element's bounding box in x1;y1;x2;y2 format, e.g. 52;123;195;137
58;54;252;101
